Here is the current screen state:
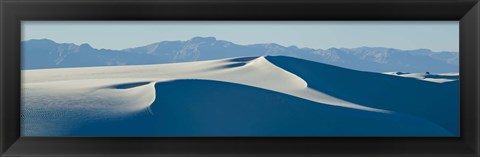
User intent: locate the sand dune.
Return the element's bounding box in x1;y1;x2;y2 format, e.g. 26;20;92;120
383;72;459;83
266;56;458;134
21;56;459;136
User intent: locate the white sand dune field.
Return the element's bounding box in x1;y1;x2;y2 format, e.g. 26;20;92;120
21;56;459;136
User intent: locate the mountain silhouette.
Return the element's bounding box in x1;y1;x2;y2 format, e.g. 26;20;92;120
22;37;458;73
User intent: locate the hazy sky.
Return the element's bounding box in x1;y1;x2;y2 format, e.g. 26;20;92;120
22;21;459;52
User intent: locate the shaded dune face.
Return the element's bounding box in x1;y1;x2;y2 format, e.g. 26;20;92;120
72;80;452;136
265;56;459;135
108;82;152;89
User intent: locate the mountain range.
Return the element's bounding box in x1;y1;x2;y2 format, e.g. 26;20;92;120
22;37;459;73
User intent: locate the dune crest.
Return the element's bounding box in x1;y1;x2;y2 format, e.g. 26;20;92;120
200;56;388;112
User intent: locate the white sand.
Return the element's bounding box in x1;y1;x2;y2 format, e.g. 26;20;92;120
24;56;387;113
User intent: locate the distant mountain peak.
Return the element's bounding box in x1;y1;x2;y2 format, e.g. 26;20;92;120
189;36;217;43
352;46;394;51
24;38;58;45
79;43;93;50
30;38;56;42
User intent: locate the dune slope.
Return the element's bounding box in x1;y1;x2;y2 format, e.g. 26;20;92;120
265;56;459;135
69;80;453;136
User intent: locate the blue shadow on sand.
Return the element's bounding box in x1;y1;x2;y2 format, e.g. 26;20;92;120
108;82;151;89
70;79;454;137
265;56;459;135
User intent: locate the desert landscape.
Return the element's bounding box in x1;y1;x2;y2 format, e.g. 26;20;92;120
21;54;459;136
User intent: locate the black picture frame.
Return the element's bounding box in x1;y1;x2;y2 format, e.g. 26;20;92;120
1;0;479;156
